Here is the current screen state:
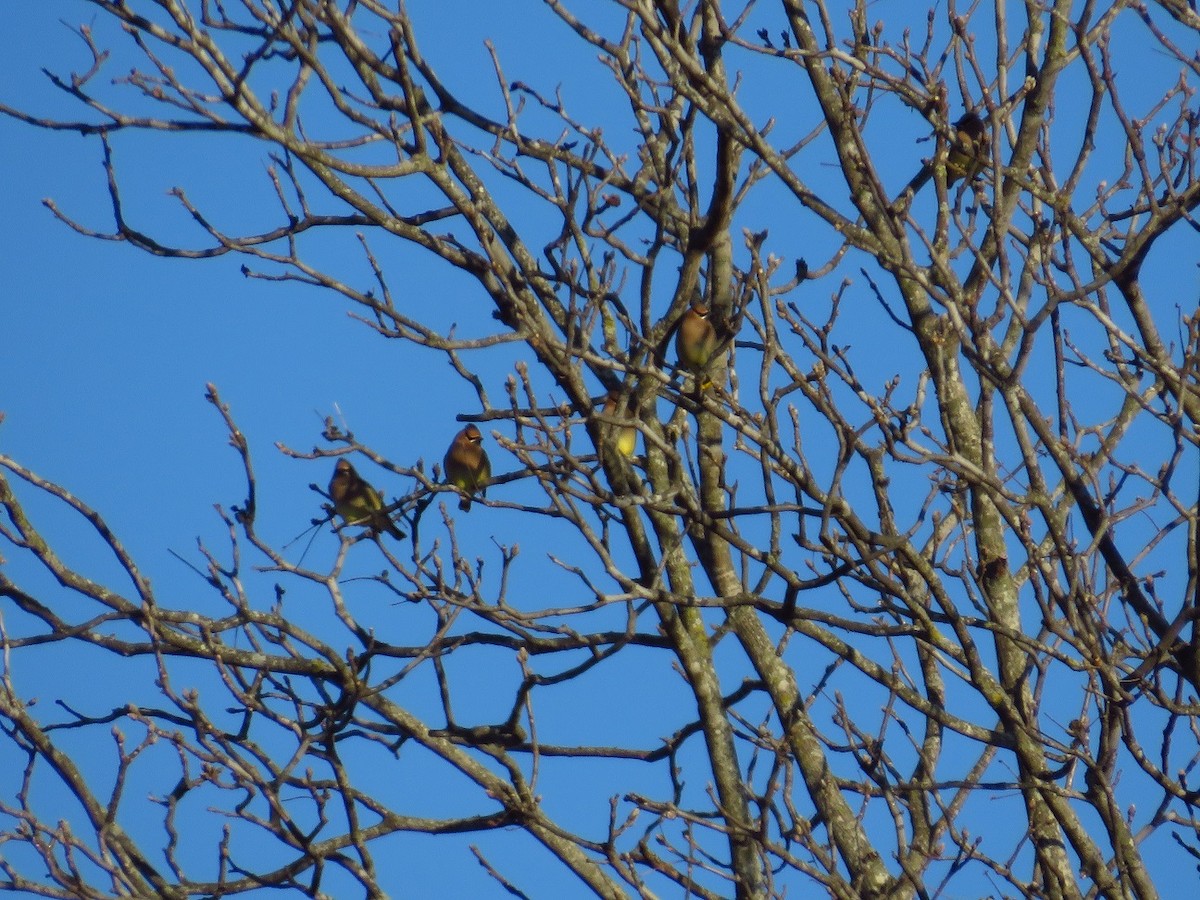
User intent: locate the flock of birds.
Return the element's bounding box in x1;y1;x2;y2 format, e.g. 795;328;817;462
322;300;720;541
323;110;990;542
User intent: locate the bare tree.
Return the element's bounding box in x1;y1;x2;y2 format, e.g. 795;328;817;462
2;1;1199;897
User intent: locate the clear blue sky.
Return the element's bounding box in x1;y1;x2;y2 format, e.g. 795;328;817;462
2;2;1197;897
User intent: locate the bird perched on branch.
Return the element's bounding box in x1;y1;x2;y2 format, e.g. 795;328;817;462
900;110;989;199
944;111;988;185
675;302;719;376
444;424;491;511
601;391;637;459
328;459;405;539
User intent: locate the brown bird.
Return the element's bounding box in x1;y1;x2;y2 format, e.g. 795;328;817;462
945;111;988;185
601;391;637;458
899;110;989;199
328;459;405;539
443;424;491;511
675;302;719;375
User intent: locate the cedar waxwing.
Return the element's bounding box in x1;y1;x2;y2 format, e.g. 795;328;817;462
444;424;491;511
601;391;637;458
945;111;988;186
899;110;989;199
675;302;718;374
328;459;405;539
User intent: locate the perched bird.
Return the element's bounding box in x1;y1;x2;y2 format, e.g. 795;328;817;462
944;111;988;186
899;110;989;200
601;391;637;458
328;459;405;539
444;424;491;511
675;302;719;375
